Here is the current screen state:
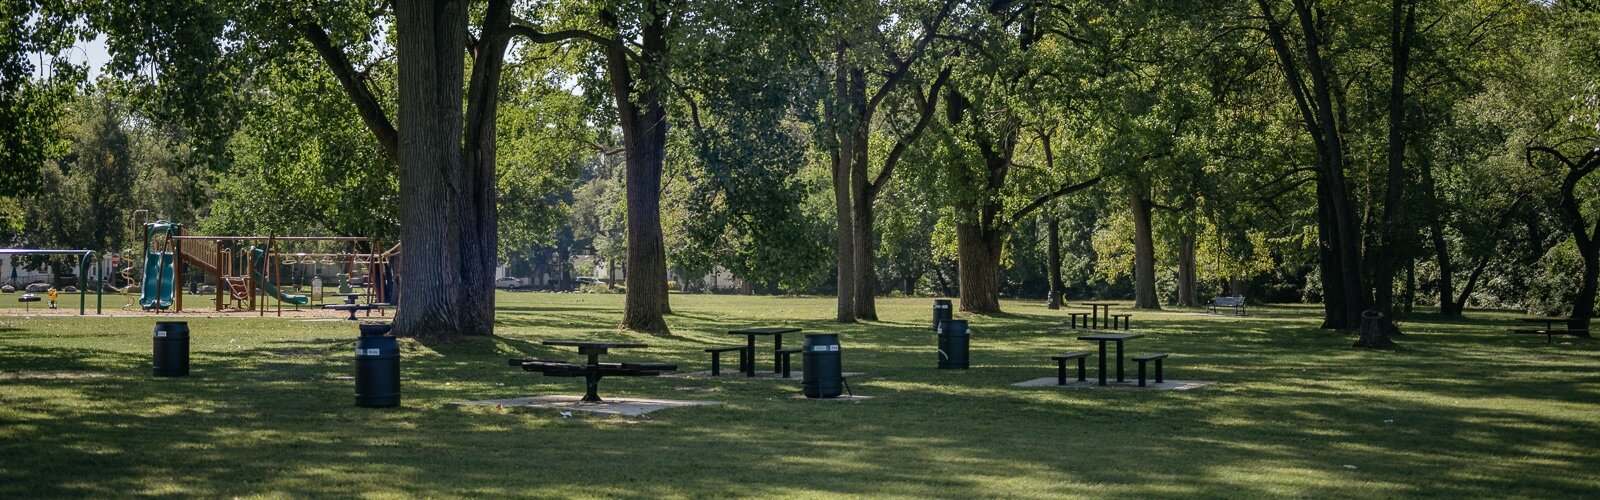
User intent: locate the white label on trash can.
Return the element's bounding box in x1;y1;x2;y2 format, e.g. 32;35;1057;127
356;348;365;356
367;348;381;356
156;332;166;338
830;345;839;351
813;346;828;352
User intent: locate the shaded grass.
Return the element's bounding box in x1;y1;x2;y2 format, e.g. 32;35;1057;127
1;294;1597;497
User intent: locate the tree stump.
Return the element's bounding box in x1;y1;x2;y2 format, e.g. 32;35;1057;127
1354;310;1399;349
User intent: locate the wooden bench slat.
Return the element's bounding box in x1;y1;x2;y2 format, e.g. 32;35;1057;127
1133;352;1169;361
1051;351;1091;360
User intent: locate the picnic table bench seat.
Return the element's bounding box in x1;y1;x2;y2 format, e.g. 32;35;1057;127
1133;353;1168;387
704;346;750;376
1108;313;1132;330
775;347;803;378
1051;351;1091;384
1068;312;1091;329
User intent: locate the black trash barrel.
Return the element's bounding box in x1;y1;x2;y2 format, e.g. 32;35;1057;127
937;319;969;369
932;299;953;330
802;334;844;398
152;321;190;377
355;323;400;407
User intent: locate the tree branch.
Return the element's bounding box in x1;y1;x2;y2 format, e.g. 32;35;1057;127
293;17;399;160
1005;176;1103;230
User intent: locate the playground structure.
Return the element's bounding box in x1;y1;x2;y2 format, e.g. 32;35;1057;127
4;211;400;317
119;209;397;315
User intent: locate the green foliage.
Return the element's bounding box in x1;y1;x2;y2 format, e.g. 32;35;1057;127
203;52;396;240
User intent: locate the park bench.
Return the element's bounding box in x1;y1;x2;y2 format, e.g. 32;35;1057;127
1109;313;1132;330
1510;329;1590;344
1051;351;1091;385
1209;296;1247;316
776;347;803;378
1068;312;1091;329
1133;353;1168;387
704;346;749;376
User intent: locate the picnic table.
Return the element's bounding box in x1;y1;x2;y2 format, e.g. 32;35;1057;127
324;303;388;320
1516;317;1569;330
509;340;672;402
1082;302;1117;329
1077;332;1143;385
1511;317;1588;344
728;327;802;376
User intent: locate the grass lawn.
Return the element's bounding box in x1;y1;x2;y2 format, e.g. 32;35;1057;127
2;292;1597;497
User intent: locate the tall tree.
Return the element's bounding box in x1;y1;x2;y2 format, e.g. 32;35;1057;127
1253;0;1369;328
807;0;957;321
392;0;469;337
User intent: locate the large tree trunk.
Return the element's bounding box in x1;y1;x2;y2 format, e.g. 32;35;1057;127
1354;310;1398;349
956;222;1003;313
1402;259;1415;314
848;66;876;320
458;0;513;337
1047;213;1063;309
1371;0;1417;317
609;4;671;333
830;49;856;323
1259;0;1368;329
852;194;879;320
1176;231;1198;307
1573;247;1598;333
1430;221;1460;316
1316;183;1349;329
1130;194;1160;309
393;0;467;340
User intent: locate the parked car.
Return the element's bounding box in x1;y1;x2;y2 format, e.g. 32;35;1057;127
576;277;603;285
494;277;524;289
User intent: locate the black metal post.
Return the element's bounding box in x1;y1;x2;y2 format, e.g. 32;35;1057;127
744;335;756;377
773;334;782;374
1057;359;1067;385
582;372;602;402
1097;341;1107;385
1116;339;1125;382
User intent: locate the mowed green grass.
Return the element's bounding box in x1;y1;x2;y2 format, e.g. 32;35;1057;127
2;293;1597;498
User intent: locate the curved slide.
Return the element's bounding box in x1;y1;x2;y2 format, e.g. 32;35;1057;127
250;247;311;306
140;251;175;309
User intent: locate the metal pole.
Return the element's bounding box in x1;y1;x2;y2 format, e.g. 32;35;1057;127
78;252;88;315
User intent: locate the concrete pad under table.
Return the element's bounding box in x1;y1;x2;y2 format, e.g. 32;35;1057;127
1010;377;1214;391
663;370;864;380
790;394;875;401
453;395;720;416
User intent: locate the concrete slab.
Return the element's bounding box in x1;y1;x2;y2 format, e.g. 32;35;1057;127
791;394;875;401
663;371;863;380
452;395;720;417
1010;377;1214;391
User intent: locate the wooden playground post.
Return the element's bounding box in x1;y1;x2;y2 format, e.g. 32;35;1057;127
174;226;184;313
249;247;258;314
272;237;282;317
373;239;383;304
214;241;225;311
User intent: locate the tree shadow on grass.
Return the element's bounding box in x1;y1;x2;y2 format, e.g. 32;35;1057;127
3;305;1599;497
